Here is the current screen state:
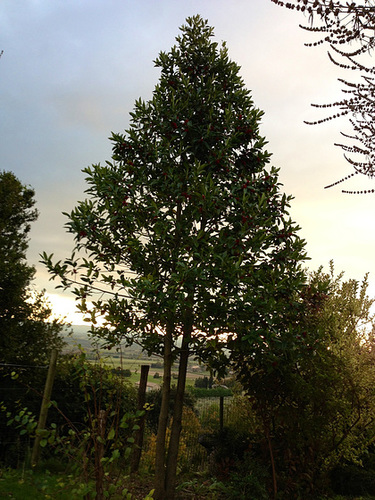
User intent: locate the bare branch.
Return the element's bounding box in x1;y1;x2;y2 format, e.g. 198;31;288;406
272;0;375;191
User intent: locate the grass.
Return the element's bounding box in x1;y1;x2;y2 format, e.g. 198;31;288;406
100;355;204;387
3;467;375;500
0;468;83;499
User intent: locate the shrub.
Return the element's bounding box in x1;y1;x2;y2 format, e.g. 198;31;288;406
48;354;137;429
222;452;270;500
142;407;203;473
4;352;143;498
1;353;138;466
194;376;210;388
224;395;260;435
330;465;375;496
188;387;232;398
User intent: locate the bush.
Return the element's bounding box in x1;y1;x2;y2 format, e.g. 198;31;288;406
0;353;138;468
48;354;137;428
231;267;375;497
199;427;250;475
4;352;144;497
330;465;375;496
224;454;269;500
142;407;204;473
188;387;232;398
194;376;210;388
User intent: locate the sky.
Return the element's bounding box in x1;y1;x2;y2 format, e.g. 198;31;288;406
1;0;375;325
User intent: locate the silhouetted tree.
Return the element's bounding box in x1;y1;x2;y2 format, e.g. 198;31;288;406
272;0;375;193
0;171;66;465
0;171;65;365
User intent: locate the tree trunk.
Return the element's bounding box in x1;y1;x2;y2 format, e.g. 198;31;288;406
264;419;277;500
165;337;190;499
165;312;192;500
31;348;58;467
154;321;173;500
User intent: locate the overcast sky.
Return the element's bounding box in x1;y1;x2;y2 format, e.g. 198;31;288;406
1;0;374;324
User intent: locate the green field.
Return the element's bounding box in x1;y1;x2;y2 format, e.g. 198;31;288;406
100;354;206;387
63;326;208;388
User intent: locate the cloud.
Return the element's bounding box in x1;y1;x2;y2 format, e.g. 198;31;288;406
1;0;375;322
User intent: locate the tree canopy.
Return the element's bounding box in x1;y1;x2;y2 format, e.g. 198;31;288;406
238;261;375;496
0;171;65;365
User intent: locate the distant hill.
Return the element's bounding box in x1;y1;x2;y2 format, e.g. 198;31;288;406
62;325;156;360
61;326;207;375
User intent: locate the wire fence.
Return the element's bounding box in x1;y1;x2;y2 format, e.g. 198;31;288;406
1;357;236;473
195;396;233;432
155;395;234;471
0;364;48;467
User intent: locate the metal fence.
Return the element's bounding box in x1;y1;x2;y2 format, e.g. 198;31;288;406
180;396;233;470
195;396;233;432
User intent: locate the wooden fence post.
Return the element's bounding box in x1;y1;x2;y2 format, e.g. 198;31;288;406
219;396;224;431
31;349;58;467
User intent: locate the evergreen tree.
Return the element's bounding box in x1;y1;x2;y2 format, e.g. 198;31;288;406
43;16;307;499
0;171;65;365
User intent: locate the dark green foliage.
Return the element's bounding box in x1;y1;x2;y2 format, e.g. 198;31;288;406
0;169;35;360
0;170;37;293
0;171;67;466
194;376;210;389
218;451;270;500
199;427;250;472
331;465;375;496
0;356;137;467
234;264;375;497
42;15;307;367
0;171;65;366
42;16;308;498
196;427;269;499
0;354;138;467
47;355;138;429
111;367;132;377
188;387;232;398
3;353;145;498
